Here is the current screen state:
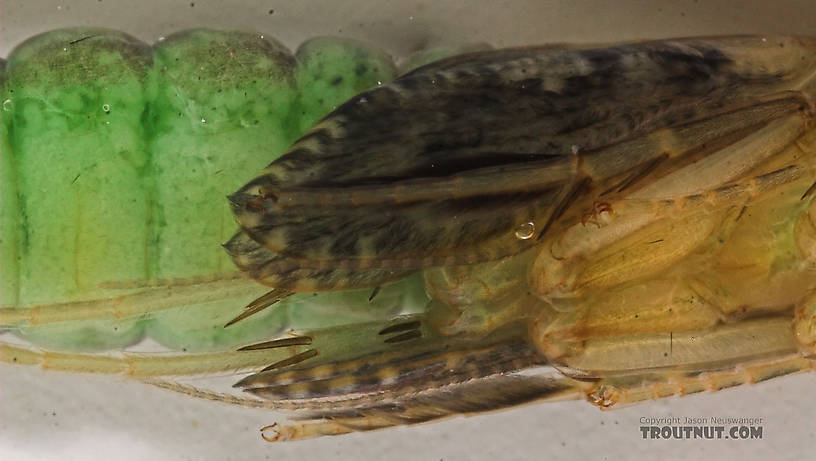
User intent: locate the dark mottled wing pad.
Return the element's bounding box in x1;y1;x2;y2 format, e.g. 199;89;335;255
236;336;543;401
224;231;414;291
228;36;816;290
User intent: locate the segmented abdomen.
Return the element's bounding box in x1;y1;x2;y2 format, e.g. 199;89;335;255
0;28;406;352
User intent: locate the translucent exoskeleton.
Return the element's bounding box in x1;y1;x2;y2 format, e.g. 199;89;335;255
3;30;816;442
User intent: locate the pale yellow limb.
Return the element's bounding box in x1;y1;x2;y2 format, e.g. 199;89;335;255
546;316;799;375
0;341;296;376
632;114;807;198
535;160;816;303
0;274;262;327
582;354;815;408
534;122;816;304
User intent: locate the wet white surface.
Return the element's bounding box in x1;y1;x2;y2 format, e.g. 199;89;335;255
2;364;815;461
2;1;816;460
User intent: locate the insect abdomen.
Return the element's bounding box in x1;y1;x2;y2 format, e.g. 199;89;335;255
0;28;397;352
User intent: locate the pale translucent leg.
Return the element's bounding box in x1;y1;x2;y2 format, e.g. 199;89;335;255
531;133;816;406
582;354;816;408
0;273;259;326
534;122;816;304
534;165;807;304
0;341;297;376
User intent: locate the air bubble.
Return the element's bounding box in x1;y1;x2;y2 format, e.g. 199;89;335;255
514;221;536;240
2;99;13;112
102;104;111;113
200;118;207;123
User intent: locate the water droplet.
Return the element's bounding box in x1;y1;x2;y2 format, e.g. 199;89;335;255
102;103;111;113
2;99;13;112
515;222;535;240
377;80;382;86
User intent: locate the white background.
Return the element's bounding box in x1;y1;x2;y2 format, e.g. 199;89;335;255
2;1;816;460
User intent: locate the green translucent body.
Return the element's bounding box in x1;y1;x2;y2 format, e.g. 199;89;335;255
0;28;415;351
1;59;17;315
3;30;152;349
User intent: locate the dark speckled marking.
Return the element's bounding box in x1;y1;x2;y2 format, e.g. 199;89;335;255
240;341;543;401
229;37;816;291
354;62;368;76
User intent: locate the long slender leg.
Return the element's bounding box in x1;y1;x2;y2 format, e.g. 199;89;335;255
0;342;293;376
534;125;816;304
258;373;583;442
582;354;815;409
0;274;261;326
534;167;799;303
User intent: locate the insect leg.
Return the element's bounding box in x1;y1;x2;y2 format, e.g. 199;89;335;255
534;303;809;408
257;373;583;442
0;341;294;376
578;100;808;195
581;354;815;409
794;185;816;356
534;160;813;303
0;274;260;327
0;315;423;377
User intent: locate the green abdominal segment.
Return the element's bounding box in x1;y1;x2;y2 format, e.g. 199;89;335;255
0;28;428;352
2;29;152;350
